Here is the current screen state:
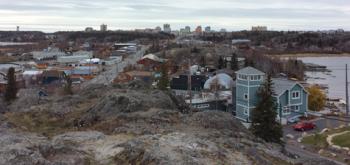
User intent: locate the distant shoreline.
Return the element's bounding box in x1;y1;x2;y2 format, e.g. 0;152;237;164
269;53;350;58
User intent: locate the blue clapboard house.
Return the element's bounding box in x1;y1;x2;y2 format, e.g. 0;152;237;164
235;67;308;124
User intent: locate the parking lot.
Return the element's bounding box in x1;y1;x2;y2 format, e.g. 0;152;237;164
284;116;350;139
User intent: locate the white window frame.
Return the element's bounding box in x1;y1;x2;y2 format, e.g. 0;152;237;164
283;106;291;115
292;91;300;99
291;105;300;112
244;93;248;100
250;75;262;81
238;74;248;80
196;104;210;109
244;108;249;115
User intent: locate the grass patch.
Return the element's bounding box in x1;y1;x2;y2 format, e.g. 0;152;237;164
301;133;328;149
301;127;350;149
4;100;96;138
5;110;80;137
332;132;350;148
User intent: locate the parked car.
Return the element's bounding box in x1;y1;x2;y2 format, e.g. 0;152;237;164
287;115;302;124
293;122;316;131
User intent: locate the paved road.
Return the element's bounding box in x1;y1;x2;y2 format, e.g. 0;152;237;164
285;142;346;165
284;116;350;139
83;46;147;87
283;116;350;165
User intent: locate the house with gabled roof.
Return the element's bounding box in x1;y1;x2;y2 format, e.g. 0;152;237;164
235;67;308;124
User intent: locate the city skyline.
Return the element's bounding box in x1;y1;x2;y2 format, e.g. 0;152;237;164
0;0;349;32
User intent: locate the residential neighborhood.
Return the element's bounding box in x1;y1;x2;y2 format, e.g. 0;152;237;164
0;1;350;164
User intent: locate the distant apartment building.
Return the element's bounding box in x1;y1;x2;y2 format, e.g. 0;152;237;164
251;26;267;32
163;24;171;33
85;27;94;32
204;26;211;33
195;26;203;35
180;26;191;36
185;26;191;33
100;24;107;32
16;26;20;32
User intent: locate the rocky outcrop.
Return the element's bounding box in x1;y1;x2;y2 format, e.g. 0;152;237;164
0;83;324;164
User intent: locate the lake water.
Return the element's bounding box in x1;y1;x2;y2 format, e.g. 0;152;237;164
298;56;350;100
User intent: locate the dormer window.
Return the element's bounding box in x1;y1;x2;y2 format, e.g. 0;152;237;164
292;91;300;99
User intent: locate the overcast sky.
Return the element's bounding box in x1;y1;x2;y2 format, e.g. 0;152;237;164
0;0;349;32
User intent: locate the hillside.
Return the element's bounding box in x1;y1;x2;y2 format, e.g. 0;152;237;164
0;81;335;165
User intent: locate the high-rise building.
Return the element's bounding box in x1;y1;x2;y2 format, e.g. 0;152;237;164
16;26;19;32
163;24;171;33
100;24;107;32
251;26;267;31
185;26;191;33
195;26;202;34
204;26;211;33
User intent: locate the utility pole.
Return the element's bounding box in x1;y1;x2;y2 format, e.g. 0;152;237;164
188;60;192;106
346;64;349;116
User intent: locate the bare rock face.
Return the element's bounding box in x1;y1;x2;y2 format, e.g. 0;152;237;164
0;83;333;165
0;128;96;165
113;132;253;165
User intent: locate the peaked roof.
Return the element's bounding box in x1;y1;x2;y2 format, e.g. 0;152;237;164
141;54;166;63
235;67;265;75
272;78;304;95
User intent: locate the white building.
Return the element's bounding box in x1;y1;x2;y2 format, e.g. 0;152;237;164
57;51;93;64
100;24;107;32
32;47;66;60
205;26;211;33
163;24;171;33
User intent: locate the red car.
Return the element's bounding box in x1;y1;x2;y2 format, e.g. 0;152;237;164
293;122;316;131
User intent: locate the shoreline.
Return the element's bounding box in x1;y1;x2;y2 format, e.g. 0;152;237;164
269;53;350;58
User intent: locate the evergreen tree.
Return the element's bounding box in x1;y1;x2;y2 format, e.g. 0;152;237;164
200;55;206;68
64;75;73;95
250;75;283;144
230;53;238;71
218;56;224;69
158;64;169;90
4;67;17;102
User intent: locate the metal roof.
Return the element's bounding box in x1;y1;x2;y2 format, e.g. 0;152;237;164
272;78;298;95
235;67;265;75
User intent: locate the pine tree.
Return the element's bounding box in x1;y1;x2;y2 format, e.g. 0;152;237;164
4;67;17;102
200;55;206;68
64;75;73;95
158;64;169;90
230;53;238;71
218;56;224;69
250;75;283;144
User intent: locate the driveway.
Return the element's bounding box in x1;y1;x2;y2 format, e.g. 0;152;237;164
283;116;349;139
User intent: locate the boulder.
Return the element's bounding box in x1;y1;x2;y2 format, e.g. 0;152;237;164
286;134;294;139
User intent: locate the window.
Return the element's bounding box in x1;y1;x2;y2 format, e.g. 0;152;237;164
195;104;210;109
244;93;248;100
244;108;249;115
292;91;300;99
238;74;248;80
250;75;261;81
291;106;300;112
283;106;291;114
